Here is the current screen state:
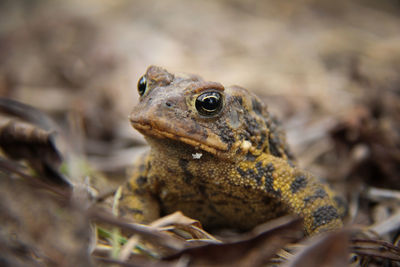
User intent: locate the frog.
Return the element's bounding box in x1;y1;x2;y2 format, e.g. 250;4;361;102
119;65;344;235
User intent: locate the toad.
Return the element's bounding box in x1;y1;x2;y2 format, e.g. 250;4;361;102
119;66;344;235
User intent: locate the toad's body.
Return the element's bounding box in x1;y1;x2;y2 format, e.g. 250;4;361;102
120;66;344;235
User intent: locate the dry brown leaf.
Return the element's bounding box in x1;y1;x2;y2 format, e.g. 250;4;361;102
150;211;203;229
0;120;70;186
0;97;56;131
163;216;303;267
284;231;349;267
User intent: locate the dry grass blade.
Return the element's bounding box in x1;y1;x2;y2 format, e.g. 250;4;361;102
364;187;400;203
90;209;187;254
368;211;400;236
283;231;349;267
150;211;203;229
163;216;303;267
150;211;220;242
118;235;141;261
351;238;400;262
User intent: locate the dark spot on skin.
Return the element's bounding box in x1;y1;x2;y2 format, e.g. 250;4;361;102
198;184;207;196
184;175;193;184
237;162;280;196
257;132;267;150
124;208;144;215
179;193;198;200
255;161;262;169
236;167;248;179
275;189;282;197
134;188;146;195
262;196;273;204
263;115;296;160
246;205;256;213
254;161;264;185
244;115;261;136
312;205;340;230
218;190;251;203
262;197;288;216
179;158;194;184
246;152;257;162
244;184;251;190
214;200;229;206
136;176;148;186
304;188;327;203
263;163;280;196
194;199;205;205
252;98;263;115
218;122;235;149
290;174;308;193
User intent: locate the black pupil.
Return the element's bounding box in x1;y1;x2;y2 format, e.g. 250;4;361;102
202;96;218;110
137;76;147;96
195;91;222;116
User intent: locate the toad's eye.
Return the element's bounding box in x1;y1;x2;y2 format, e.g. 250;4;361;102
195;91;223;116
137;76;147;96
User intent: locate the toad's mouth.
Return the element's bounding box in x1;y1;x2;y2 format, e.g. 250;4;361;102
131;120;229;155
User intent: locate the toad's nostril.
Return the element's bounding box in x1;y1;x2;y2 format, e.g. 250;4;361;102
165;101;173;107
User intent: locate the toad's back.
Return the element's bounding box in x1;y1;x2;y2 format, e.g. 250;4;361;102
119;66;344;235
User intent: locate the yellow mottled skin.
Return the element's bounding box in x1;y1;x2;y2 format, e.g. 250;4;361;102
119;66;345;235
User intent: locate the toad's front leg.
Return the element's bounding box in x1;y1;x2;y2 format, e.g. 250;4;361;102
235;154;343;235
119;151;160;224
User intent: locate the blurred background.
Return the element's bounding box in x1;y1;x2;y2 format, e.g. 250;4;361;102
1;0;400;189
